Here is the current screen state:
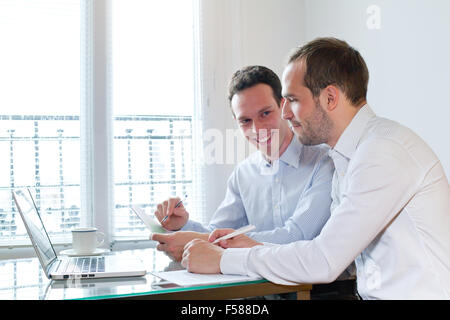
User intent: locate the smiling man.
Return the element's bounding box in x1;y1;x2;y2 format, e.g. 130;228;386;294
151;66;335;264
182;38;450;300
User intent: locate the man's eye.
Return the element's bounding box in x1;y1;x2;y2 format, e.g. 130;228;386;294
262;111;271;117
240;119;250;125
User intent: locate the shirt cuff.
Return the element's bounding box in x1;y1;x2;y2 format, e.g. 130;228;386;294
220;248;252;275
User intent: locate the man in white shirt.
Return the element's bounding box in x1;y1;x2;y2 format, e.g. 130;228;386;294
181;38;450;299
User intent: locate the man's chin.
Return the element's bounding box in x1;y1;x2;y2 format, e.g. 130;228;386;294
292;128;310;145
296;133;323;146
257;135;272;147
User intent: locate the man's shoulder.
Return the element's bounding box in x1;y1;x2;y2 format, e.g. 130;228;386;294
358;116;439;169
357;117;409;155
364;116;415;142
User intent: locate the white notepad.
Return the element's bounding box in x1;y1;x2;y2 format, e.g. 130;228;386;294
131;206;167;234
152;270;262;287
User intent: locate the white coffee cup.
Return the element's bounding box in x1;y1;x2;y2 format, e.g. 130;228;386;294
71;227;105;255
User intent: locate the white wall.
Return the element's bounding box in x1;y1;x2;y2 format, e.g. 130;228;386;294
302;0;450;178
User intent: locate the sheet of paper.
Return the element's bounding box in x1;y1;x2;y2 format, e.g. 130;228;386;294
151;270;262;287
131;206;167;234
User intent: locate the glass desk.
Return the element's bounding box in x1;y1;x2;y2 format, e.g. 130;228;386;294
0;248;311;300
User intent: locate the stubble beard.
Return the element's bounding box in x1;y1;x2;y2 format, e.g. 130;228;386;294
297;99;333;146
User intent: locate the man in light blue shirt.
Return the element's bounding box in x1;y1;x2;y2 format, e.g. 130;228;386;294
152;66;334;262
182;137;332;244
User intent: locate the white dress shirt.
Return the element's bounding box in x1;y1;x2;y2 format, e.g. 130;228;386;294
220;105;450;299
183;136;335;244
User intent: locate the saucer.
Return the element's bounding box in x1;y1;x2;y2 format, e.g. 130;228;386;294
59;248;110;257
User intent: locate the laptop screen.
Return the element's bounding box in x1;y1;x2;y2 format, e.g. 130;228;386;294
12;189;57;275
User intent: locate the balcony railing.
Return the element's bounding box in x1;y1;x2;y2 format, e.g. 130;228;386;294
0;114;193;243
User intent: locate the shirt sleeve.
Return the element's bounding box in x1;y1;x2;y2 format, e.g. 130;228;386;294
221;138;420;284
246;153;334;243
182;167;248;233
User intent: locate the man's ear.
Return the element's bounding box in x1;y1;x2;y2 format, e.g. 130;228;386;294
322;85;339;111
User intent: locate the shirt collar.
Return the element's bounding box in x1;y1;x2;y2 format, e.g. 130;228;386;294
258;133;302;169
331;104;376;160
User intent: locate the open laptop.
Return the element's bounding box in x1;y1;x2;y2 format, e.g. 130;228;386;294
12;188;147;280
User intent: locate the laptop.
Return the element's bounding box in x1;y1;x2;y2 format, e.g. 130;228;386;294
12;188;147;280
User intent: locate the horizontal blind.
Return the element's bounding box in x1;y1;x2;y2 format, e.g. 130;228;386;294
0;0;83;246
111;0;205;240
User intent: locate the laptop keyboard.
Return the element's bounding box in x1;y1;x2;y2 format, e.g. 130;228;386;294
64;257;105;274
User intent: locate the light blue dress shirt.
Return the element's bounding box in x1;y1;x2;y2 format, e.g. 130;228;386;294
182;135;334;244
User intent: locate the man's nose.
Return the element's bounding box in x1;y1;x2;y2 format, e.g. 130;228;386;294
251;120;263;134
281;99;292;120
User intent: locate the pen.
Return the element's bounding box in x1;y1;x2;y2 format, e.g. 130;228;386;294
212;225;256;244
161;194;187;224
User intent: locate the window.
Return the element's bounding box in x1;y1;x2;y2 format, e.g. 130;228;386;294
111;0;201;241
0;0;83;245
0;0;204;250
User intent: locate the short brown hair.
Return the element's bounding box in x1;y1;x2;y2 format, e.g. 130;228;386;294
228;65;282;106
288;37;369;106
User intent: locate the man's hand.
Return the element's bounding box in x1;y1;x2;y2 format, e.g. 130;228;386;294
154;197;189;231
152;231;208;262
181;239;223;274
209;228;263;248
